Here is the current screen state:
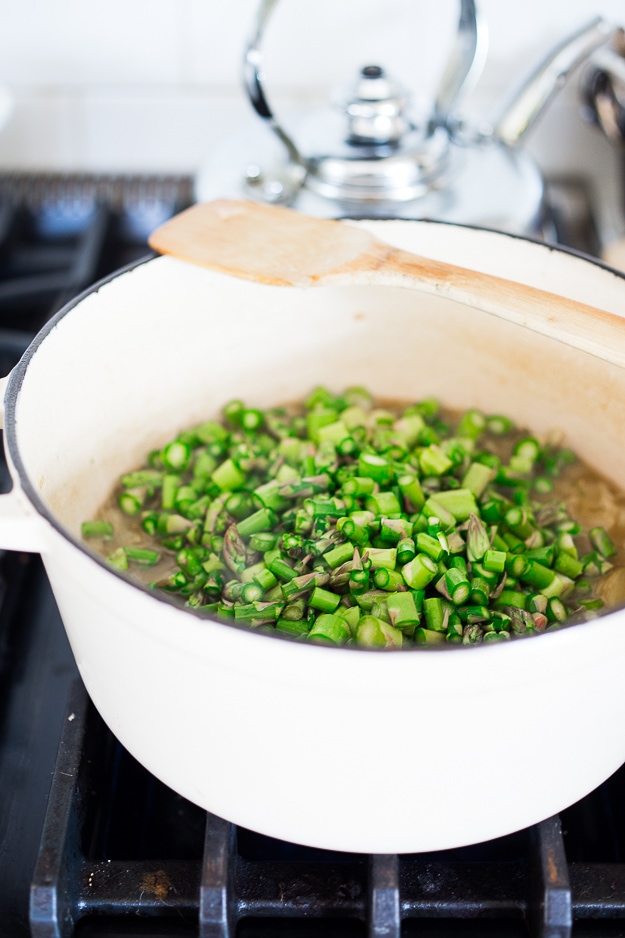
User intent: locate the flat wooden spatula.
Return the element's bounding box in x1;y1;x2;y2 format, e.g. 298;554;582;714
148;199;625;368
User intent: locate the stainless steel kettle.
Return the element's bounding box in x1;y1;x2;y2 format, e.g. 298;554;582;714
195;1;616;235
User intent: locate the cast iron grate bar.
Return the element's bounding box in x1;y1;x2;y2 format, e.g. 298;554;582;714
200;813;236;937
33;680;623;938
528;817;572;938
0;203;109;311
0;172;194;211
29;680;86;937
369;854;400;938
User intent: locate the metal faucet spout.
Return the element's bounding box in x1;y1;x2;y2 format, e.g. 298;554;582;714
493;17;615;148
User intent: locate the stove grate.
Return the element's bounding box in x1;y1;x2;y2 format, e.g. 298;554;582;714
0;173;193;332
32;681;614;938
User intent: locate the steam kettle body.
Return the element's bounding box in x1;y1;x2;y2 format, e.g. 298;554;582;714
196;1;615;235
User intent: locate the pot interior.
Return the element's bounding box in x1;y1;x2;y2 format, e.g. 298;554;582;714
10;220;625;541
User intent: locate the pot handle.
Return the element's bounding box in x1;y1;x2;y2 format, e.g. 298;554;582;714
0;374;47;553
0;488;46;552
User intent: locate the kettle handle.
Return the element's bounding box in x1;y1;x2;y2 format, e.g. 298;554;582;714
432;0;486;127
243;0;305;172
243;0;484;166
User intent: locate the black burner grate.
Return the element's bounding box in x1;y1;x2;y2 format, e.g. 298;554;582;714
0;172;193;333
30;677;625;936
31;681;585;938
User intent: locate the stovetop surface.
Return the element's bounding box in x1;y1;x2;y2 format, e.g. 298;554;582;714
0;173;194;935
0;172;621;938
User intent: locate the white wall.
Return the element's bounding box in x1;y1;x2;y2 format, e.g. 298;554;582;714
0;0;623;190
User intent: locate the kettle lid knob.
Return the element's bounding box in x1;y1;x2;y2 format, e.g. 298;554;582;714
344;65;410;145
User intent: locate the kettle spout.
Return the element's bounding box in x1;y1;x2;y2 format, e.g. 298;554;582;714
493;17;615;148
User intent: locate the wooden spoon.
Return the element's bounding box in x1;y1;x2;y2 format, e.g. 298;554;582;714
149;199;625;368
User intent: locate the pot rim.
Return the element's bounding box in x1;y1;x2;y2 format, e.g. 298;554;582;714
4;219;625;654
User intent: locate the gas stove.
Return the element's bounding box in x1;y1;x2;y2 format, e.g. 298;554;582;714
0;171;623;938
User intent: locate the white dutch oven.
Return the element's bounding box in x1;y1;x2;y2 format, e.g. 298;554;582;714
1;219;625;855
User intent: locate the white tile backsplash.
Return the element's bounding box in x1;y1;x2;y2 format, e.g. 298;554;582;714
2;0;183;85
0;0;623;183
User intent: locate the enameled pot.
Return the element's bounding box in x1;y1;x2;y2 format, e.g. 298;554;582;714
1;219;625;854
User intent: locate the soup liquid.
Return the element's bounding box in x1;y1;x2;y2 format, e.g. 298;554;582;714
89;402;625;618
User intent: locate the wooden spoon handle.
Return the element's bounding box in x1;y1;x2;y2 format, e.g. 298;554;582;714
339;243;625;369
149;200;625;369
